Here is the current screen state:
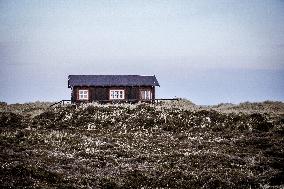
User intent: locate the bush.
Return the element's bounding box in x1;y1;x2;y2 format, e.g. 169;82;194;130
0;112;24;128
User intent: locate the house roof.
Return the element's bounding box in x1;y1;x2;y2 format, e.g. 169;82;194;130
68;75;160;87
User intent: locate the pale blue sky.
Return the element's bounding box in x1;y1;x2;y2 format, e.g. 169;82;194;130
0;0;283;104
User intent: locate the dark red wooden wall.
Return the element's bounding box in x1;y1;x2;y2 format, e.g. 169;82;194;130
71;86;155;103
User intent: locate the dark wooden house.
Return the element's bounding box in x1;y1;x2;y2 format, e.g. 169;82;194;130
68;75;160;103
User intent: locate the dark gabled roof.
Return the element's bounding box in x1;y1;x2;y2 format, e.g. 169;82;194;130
68;75;160;87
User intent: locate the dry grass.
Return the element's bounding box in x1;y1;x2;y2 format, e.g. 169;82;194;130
0;101;283;188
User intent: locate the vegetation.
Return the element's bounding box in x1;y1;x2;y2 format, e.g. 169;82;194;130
0;101;283;188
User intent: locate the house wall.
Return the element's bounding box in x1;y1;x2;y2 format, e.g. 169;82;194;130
71;86;155;103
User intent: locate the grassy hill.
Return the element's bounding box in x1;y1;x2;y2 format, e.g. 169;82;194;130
0;102;284;188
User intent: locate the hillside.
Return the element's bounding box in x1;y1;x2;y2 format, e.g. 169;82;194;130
0;102;284;188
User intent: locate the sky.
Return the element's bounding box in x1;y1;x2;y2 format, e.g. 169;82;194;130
0;0;284;105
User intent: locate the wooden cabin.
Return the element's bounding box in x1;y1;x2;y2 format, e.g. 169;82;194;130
68;75;160;103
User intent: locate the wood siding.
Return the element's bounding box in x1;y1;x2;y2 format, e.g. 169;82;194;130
71;86;155;103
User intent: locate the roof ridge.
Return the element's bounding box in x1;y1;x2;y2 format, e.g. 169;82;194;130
68;74;152;76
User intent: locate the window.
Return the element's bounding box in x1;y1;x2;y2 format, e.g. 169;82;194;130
140;90;152;100
109;89;125;100
78;89;89;100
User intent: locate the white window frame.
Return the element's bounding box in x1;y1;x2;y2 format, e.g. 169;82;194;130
78;89;89;100
109;89;125;100
140;90;152;100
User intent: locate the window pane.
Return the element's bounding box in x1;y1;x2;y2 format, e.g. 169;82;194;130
140;90;151;100
110;90;124;99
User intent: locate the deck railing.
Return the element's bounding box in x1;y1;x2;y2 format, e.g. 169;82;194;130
50;100;72;107
50;98;180;107
155;98;180;103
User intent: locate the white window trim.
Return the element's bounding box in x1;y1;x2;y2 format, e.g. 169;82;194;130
109;89;125;100
78;89;89;100
140;90;152;100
